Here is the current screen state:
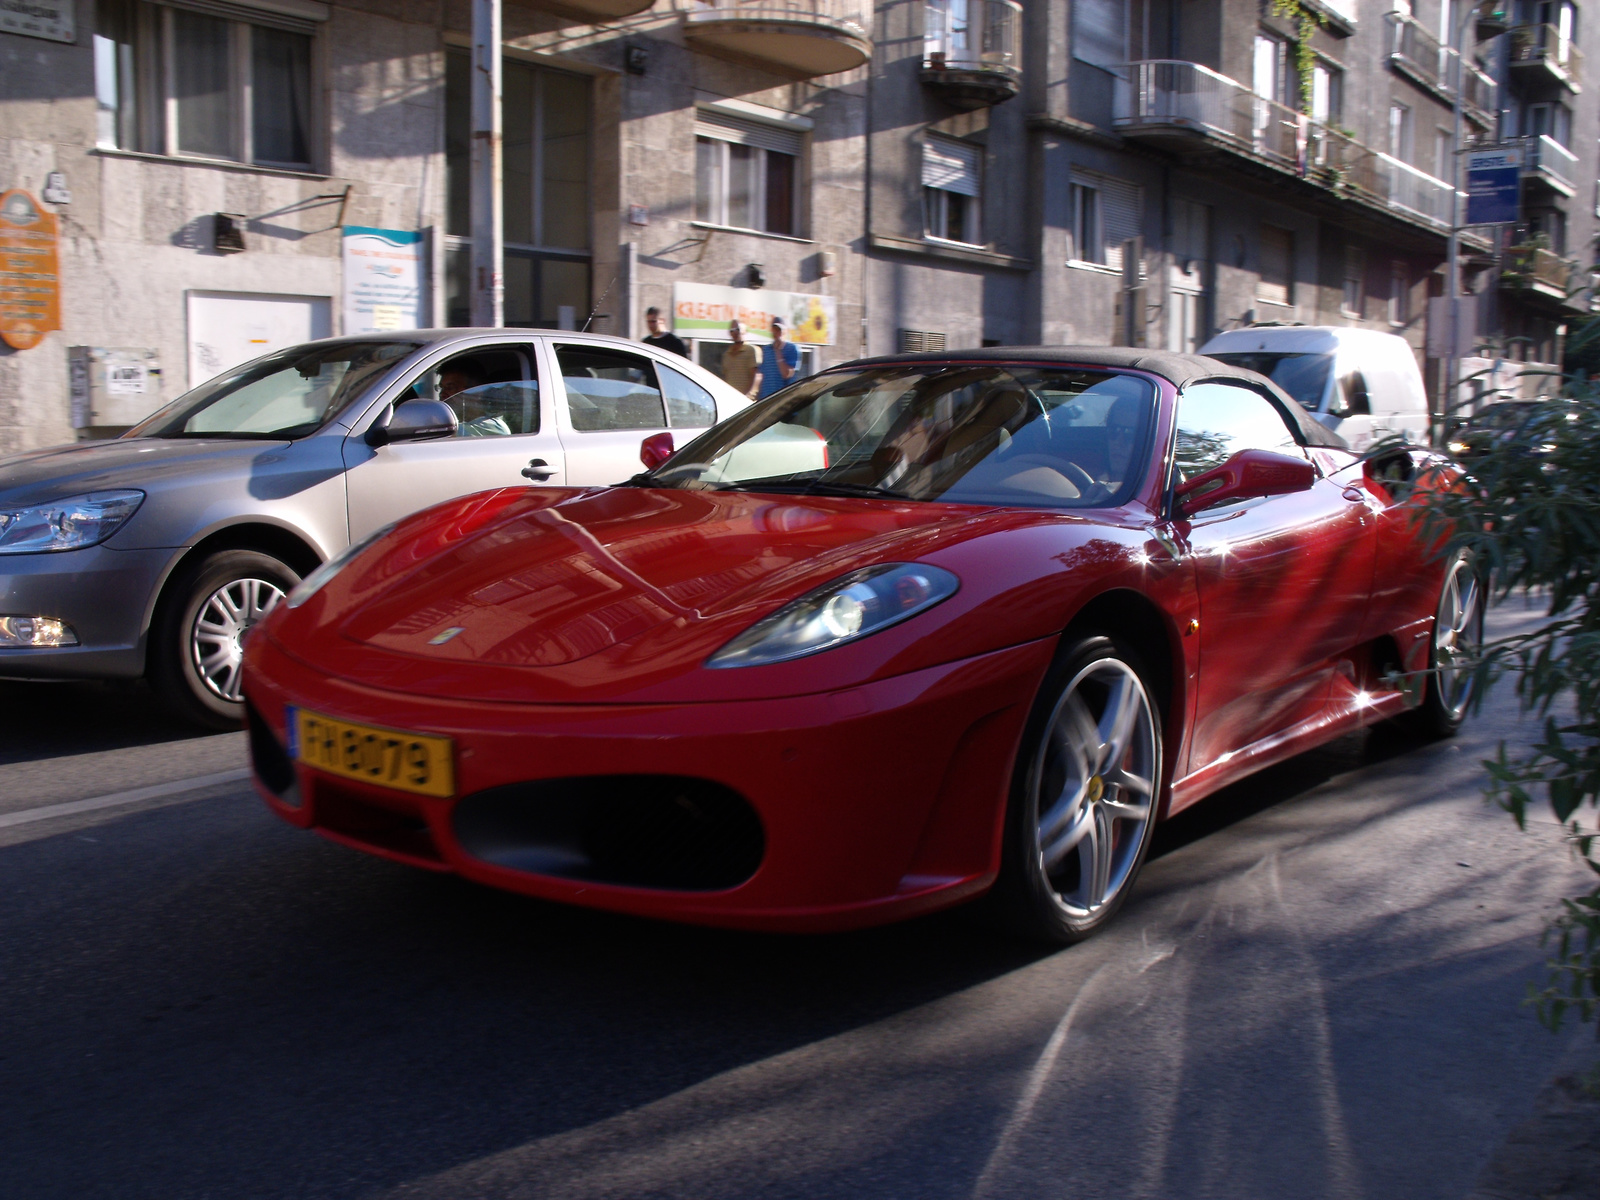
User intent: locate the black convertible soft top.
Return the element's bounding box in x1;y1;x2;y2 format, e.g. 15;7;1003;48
839;345;1349;450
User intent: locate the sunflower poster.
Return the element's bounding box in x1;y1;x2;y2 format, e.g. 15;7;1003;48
672;282;836;345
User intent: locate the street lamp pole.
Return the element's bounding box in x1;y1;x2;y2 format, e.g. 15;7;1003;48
470;0;504;328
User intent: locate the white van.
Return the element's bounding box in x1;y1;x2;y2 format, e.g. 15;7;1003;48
1199;326;1431;451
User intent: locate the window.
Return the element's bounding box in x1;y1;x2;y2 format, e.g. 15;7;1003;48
1389;261;1410;326
1525;102;1574;146
694;111;801;236
1173;382;1303;484
93;0;315;168
923;136;980;244
1253;34;1289;103
445;54;592;328
1070;171;1142;271
420;350;539;438
1310;63;1342;124
658;362;718;427
1258;226;1294;306
1071;183;1102;264
1342;245;1366;318
1436;128;1454;181
1072;0;1127;71
555;345;667;432
1389;102;1414;162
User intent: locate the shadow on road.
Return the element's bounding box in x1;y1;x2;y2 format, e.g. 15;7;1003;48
0;676;208;766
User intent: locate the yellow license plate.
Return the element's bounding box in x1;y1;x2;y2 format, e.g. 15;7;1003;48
289;707;455;799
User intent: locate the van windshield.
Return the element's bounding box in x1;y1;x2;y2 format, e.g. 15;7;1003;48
1206;352;1332;412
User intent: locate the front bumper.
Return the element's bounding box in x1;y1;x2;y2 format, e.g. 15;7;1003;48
243;630;1055;932
0;544;175;679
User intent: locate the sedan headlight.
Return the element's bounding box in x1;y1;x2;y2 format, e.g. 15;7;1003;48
707;563;960;669
285;521;398;609
0;490;145;554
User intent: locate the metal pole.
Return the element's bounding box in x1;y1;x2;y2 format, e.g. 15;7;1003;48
470;0;503;328
1445;5;1467;428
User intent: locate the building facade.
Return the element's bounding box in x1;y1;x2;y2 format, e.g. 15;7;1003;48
1;0;1595;454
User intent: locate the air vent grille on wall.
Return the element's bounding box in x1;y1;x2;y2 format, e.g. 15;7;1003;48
900;329;947;352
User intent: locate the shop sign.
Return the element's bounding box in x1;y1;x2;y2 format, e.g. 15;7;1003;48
672;281;835;345
342;227;426;334
0;189;61;351
0;0;74;43
1465;148;1522;226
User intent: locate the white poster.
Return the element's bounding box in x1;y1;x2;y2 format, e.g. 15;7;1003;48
672;281;837;345
0;0;74;43
186;291;332;388
342;227;426;334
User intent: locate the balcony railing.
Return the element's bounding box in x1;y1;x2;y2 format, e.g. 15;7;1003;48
1384;13;1496;122
1113;61;1458;232
920;0;1021;108
682;0;872;77
1510;133;1578;194
1502;244;1583;306
1509;22;1583;90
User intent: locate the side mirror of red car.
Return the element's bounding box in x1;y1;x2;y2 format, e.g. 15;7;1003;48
1175;448;1316;518
640;431;675;471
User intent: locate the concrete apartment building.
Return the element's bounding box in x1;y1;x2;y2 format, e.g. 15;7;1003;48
0;0;1594;454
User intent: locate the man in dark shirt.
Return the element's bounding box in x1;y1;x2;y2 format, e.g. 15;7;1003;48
641;306;689;358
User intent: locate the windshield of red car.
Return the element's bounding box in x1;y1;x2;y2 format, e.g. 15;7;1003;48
648;365;1158;509
132;341;422;440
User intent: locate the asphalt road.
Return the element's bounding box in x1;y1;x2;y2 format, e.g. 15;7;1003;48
0;601;1591;1200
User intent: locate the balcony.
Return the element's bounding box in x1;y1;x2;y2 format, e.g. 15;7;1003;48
1384;13;1496;124
682;0;871;77
537;0;657;18
1113;61;1458;234
920;0;1021;109
1509;23;1582;92
1510;133;1578;196
1501;244;1585;309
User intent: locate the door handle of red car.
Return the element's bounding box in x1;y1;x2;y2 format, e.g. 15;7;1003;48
1342;486;1366;503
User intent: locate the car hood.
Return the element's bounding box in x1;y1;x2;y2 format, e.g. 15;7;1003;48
267;485;1149;705
0;437;289;506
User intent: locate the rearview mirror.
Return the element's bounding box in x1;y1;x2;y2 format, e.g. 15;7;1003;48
641;431;675;470
1175;448;1316;517
367;399;458;447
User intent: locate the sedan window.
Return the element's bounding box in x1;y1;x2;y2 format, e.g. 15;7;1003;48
1174;382;1304;480
135;340;421;440
424;350;537;437
556;346;668;432
658;362;718;427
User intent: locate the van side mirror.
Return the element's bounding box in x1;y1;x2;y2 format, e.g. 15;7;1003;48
641;431;675;470
1175;448;1317;517
367;399;458;446
1333;374;1371;418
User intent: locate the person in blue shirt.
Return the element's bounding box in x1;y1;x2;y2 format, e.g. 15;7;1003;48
758;317;801;398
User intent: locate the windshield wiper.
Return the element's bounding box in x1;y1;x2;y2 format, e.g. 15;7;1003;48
718;479;911;500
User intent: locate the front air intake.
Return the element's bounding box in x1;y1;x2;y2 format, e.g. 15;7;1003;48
452;775;764;892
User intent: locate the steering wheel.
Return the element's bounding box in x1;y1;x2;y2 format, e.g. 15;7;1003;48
1060;460;1097;493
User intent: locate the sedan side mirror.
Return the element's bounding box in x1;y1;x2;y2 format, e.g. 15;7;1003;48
1175;448;1316;518
366;399;458;447
641;431;675;470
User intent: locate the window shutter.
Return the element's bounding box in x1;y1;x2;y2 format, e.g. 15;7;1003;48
1072;0;1126;72
162;0;326;34
921;138;980;197
1073;171;1142;272
694;111;803;157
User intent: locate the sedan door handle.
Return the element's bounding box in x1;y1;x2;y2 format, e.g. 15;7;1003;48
521;458;556;481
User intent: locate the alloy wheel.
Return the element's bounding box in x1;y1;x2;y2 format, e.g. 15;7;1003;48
190;577;285;702
1435;557;1484;722
1032;658;1159;919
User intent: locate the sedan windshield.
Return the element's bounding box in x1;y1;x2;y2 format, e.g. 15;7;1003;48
646;365;1157;509
1206;351;1332;412
133;340;422;440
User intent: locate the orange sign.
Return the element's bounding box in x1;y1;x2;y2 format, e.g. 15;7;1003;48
0;189;61;351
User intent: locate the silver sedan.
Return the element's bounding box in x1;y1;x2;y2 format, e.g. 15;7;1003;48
0;329;749;727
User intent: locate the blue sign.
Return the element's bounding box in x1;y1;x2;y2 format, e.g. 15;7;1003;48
1464;148;1522;225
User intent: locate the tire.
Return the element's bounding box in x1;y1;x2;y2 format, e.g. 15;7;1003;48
150;550;299;730
992;635;1163;945
1401;549;1485;740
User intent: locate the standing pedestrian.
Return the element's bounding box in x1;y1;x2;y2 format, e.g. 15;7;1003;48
759;317;800;398
641;306;689;358
720;319;761;400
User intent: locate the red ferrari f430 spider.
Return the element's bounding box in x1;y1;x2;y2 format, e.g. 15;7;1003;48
243;348;1478;943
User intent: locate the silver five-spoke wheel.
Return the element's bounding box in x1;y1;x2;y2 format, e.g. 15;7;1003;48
1433;554;1483;724
191;577;286;702
1032;657;1159;920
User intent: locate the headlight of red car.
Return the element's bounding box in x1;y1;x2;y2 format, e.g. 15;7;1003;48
707;563;960;669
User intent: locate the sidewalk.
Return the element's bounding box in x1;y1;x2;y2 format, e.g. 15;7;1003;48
1467;1059;1600;1200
